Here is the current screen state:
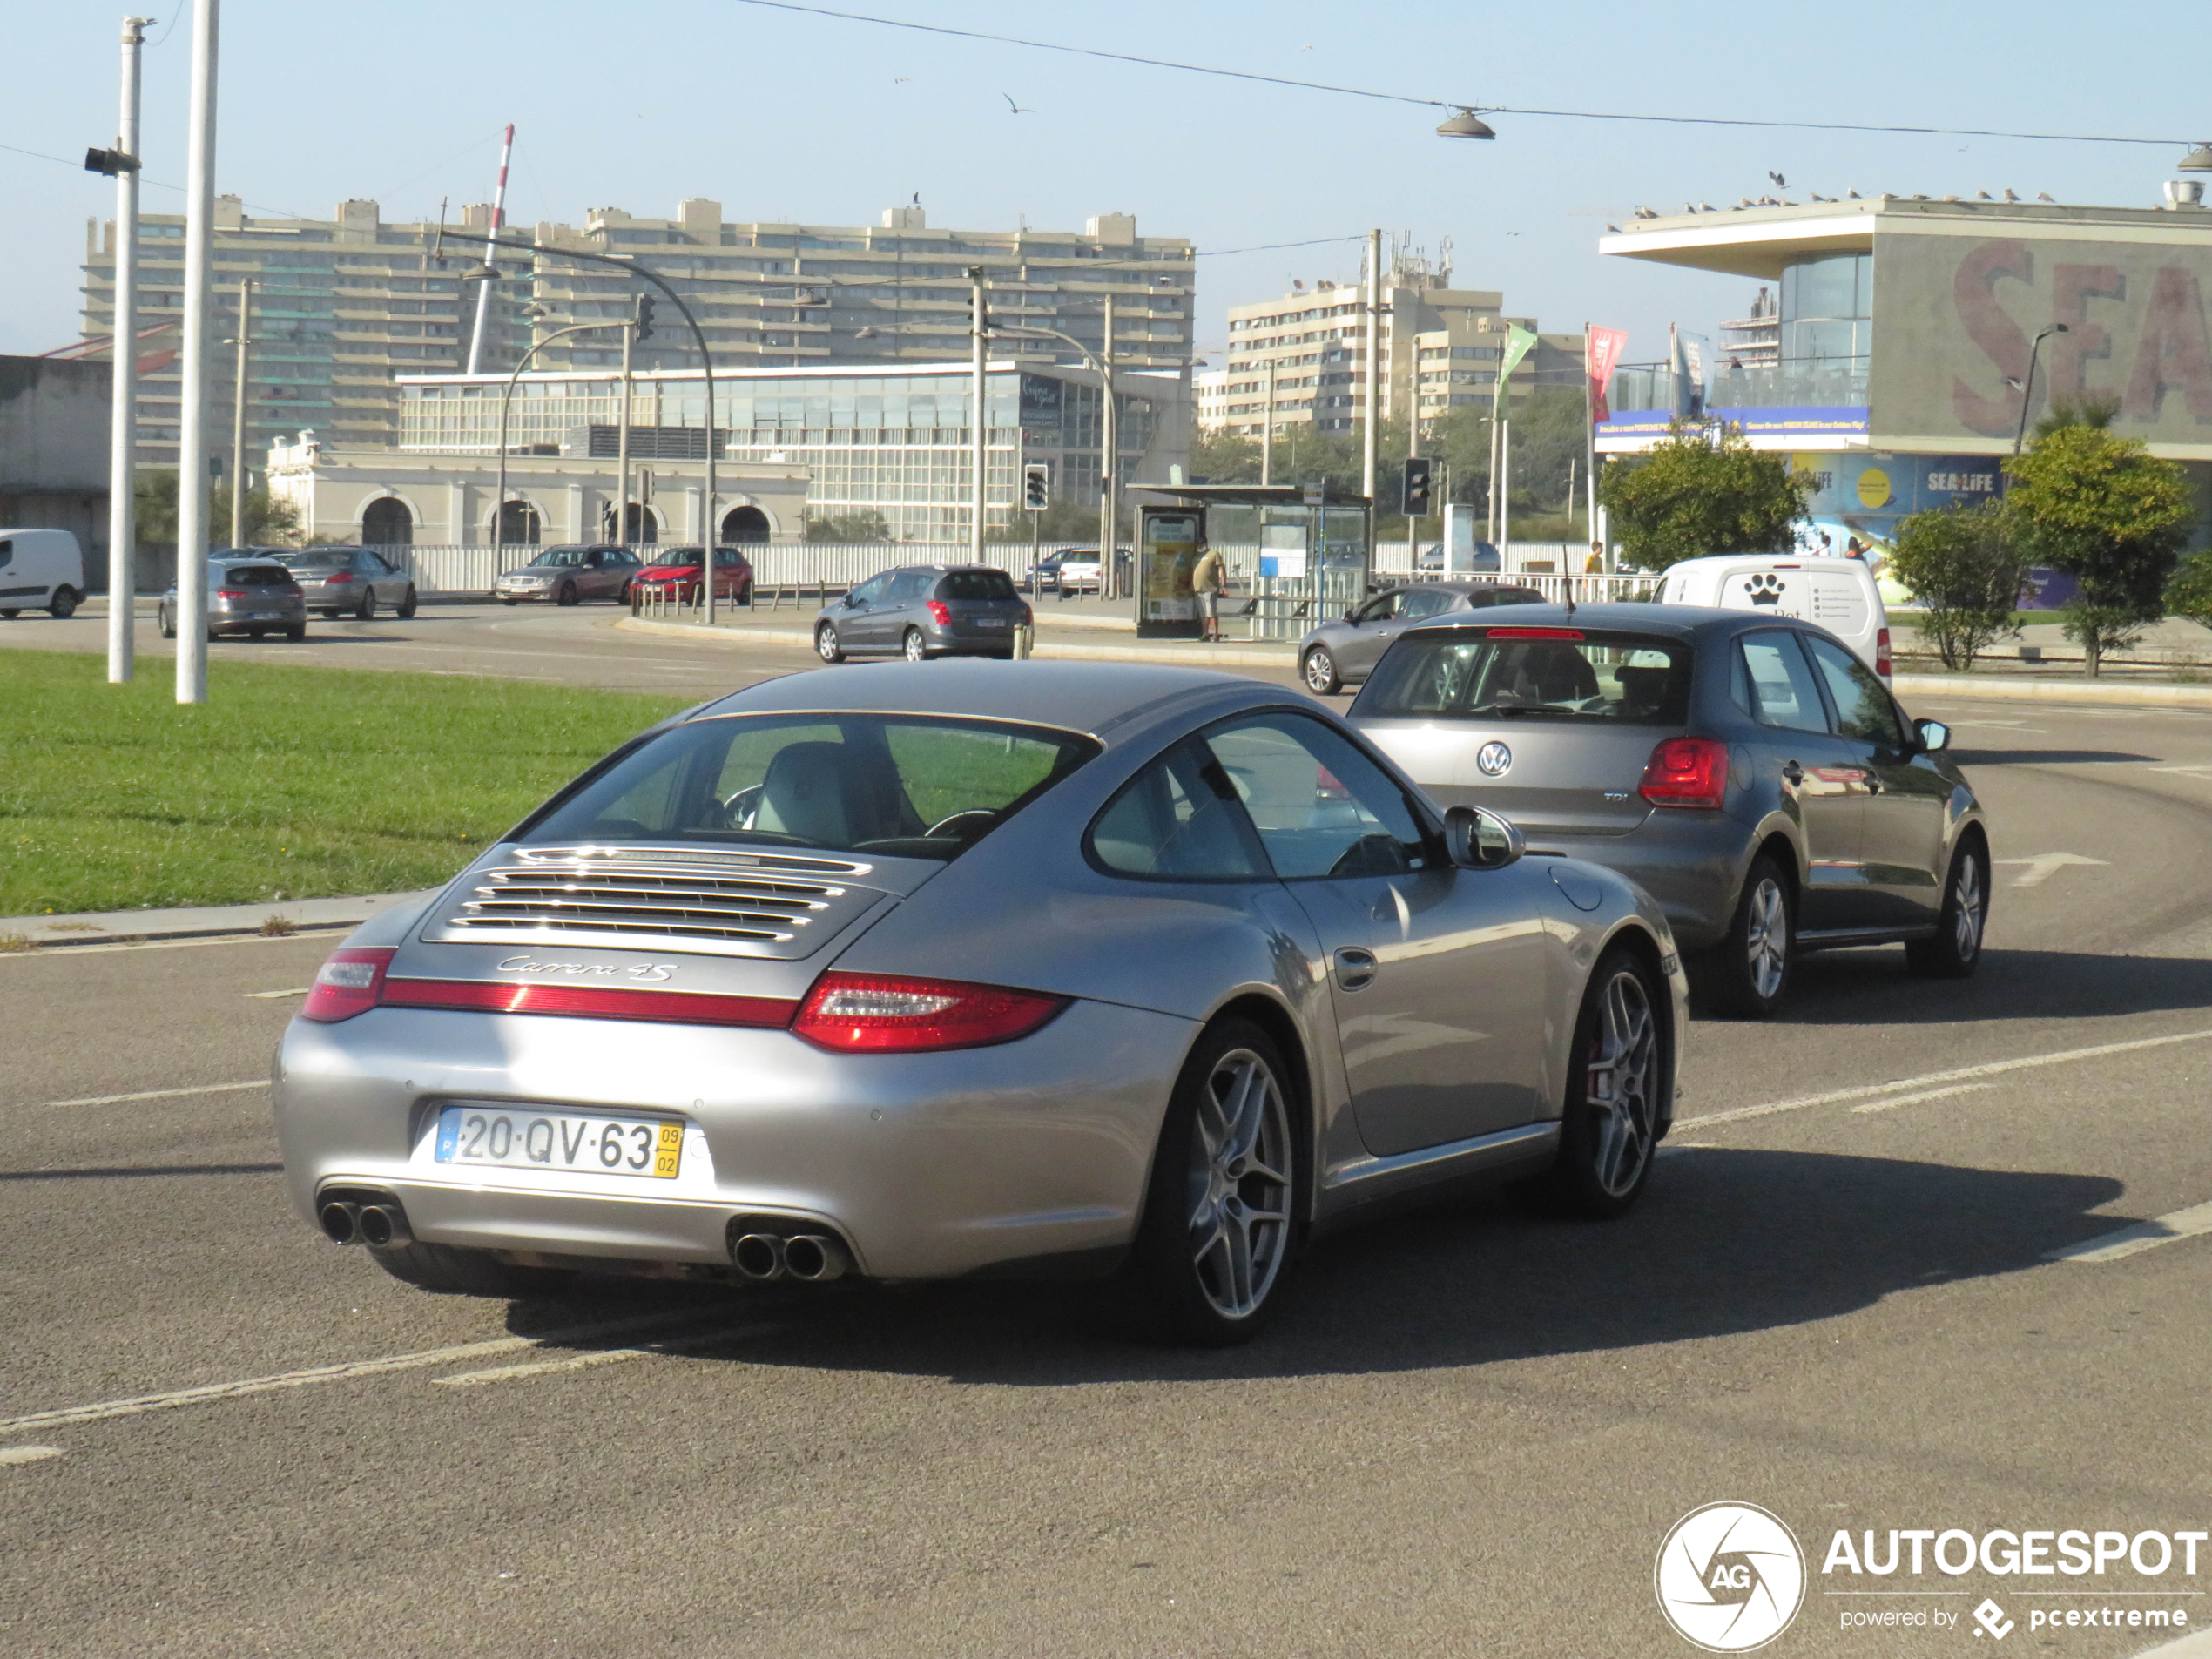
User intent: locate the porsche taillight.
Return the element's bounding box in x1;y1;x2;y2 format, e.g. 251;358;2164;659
301;948;395;1022
791;973;1067;1053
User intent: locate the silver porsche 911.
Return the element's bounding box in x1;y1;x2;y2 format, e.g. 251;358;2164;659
274;663;1688;1344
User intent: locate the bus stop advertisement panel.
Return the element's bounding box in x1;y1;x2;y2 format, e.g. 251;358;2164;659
1138;506;1204;639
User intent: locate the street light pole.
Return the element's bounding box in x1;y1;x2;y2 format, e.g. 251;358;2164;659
1261;354;1276;488
615;304;634;545
1100;293;1117;604
227;277;253;550
1361;228;1381;505
968;266;988;563
493;320;624;576
173;0;219;705
106;14;152;685
2013;323;2070;455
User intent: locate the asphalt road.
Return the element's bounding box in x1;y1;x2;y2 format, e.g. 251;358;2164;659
5;610;2212;1656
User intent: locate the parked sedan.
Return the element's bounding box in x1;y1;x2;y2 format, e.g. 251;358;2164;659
1348;604;1989;1017
158;556;307;640
266;546;418;619
631;545;754;607
814;564;1033;662
275;662;1686;1345
1298;581;1544;695
495;544;641;606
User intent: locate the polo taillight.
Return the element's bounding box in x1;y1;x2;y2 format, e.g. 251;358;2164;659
926;600;951;626
1639;737;1730;810
301;948;395;1022
791;973;1068;1053
1876;626;1893;679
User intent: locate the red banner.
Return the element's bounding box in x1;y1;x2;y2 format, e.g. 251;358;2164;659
1587;327;1629;421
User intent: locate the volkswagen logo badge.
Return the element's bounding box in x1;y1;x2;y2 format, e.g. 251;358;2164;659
1475;740;1513;778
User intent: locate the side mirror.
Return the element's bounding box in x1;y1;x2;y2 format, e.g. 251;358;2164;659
1445;804;1524;869
1914;718;1951;753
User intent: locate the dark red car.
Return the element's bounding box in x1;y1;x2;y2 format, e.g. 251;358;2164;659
631;545;755;606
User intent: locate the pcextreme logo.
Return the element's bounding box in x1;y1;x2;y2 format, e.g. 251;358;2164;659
1656;1501;1809;1652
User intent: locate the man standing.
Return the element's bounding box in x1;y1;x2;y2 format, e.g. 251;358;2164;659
1191;539;1228;643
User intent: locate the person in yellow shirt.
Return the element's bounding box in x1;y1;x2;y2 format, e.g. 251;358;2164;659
1191;542;1228;642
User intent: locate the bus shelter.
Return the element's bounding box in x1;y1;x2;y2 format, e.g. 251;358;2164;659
1134;483;1373;641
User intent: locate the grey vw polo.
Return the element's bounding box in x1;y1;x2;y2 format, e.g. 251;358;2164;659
1348;605;1990;1017
274;663;1687;1344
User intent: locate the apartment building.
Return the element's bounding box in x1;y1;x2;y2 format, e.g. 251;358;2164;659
79;199;1194;476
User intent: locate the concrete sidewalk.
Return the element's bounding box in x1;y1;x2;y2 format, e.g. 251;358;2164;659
617;614;1295;667
0;889;435;950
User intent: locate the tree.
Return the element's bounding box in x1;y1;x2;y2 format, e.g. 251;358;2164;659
2166;550;2212;631
1597;421;1812;573
1190;428;1264;485
805;510;891;543
2002;422;2192;676
1885;500;2027;670
132;469;299;547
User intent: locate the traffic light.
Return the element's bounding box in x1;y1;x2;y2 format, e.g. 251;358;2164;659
634;295;656;342
84;146;140;177
1400;456;1433;518
1022;462;1049;511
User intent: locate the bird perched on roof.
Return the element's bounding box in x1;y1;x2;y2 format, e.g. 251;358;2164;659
1943;193;1962;202
1977;190;1994;200
1700;201;1716;212
1912;193;1930;201
1768;170;1787;187
1738;197;1755;208
2004;188;2020;202
2038;192;2057;202
1633;206;1659;219
1809;192;1828;202
1683;202;1699;214
1604;224;1621;233
1846;188;1863;199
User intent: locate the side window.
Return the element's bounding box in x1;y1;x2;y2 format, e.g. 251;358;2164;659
1735;632;1830;733
0;540;12;570
1353;592;1400;625
1203;713;1429;879
847;573;891;604
1399;589;1453;620
1804;634;1905;746
1087;740;1269;880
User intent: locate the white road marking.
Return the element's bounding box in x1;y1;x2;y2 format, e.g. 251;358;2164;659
244;987;311;1000
435;1322;779;1387
25;1080;266;1110
1673;1027;2212;1130
1950;720;2049;732
2045;1200;2212;1264
0;1310;728;1439
1847;1082;1993;1115
1995;853;2111;888
2150;765;2212;779
0;1445;64;1467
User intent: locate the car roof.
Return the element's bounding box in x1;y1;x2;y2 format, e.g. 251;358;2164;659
694;661;1288;744
1399;601;1796;644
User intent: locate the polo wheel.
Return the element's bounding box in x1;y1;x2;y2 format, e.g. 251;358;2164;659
1704;854;1793;1019
1907;838;1988;979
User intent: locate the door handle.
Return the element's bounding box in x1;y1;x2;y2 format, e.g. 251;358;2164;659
1333;946;1378;991
1782;760;1804;786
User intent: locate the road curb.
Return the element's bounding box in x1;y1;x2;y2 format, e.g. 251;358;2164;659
0;889;435;951
1893;673;2212;711
614;615;1292;667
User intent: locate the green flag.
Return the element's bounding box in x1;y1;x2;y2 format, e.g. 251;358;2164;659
1494;324;1538;412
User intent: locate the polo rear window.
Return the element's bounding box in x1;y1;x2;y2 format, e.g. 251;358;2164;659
1356;629;1693;725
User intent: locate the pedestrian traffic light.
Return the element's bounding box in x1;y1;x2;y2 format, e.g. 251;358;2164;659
634;295;656;342
1022;462;1049;511
1400;456;1433;518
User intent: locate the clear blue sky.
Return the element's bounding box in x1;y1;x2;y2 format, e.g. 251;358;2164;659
4;0;2203;367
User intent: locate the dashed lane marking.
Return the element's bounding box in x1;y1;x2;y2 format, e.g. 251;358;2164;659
0;1446;64;1467
2044;1199;2212;1264
1847;1082;1994;1116
0;1310;732;1440
435;1322;781;1387
24;1080;266;1110
1673;1028;2212;1130
243;988;312;999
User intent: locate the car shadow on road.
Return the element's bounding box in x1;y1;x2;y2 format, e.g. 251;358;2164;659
498;1148;2127;1385
1781;948;2212;1026
1951;749;2161;766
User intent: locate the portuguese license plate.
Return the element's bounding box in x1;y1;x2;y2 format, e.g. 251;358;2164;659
434;1105;683;1179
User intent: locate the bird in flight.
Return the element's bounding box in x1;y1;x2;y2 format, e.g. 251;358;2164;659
1003;94;1034;115
910;192;921;206
1768;170;1787;187
894;76;909;84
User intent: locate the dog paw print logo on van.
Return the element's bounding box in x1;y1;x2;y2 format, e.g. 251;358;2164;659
1743;573;1785;607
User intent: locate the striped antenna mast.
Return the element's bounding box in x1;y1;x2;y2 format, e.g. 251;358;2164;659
464;124;516;375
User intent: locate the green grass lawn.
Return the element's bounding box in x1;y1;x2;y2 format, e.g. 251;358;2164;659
1;653;690;916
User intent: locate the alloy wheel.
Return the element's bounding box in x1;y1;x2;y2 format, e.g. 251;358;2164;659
903;628;927;662
816;624;841;663
1583;968;1657;1197
1184;1048;1292;1320
1952;852;1986;961
1302;649;1339;695
1744;876;1788;999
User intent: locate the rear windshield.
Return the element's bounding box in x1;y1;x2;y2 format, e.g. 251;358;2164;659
941;570;1017;601
523;714;1098;862
269;550;345;568
1357;629;1693;725
221;565;294;588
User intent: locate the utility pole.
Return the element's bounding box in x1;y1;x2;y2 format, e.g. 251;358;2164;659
106;15;152;685
227;277;253;550
1260;354;1276;487
1361;228;1381;506
465;125;514;376
968;266;988;563
615;299;635;545
1098;293;1117;604
174;0;219;705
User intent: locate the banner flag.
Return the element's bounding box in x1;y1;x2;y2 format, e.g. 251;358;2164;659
1587;327;1629;420
1493;324;1539;413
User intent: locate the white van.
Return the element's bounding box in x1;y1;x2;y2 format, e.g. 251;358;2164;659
0;529;87;619
1655;554;1890;678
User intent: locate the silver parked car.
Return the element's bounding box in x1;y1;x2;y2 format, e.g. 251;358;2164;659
496;543;642;606
1348;604;1990;1017
158;556;307;640
275;663;1688;1344
814;564;1033;662
266;546;418;619
1299;581;1544;695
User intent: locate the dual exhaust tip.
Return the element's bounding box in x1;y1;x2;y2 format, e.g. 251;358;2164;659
319;1197;411;1249
732;1231;848;1284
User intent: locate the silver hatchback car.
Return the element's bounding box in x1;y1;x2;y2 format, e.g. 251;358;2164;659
276;663;1687;1344
813;564;1032;662
158;556;307;641
1349;604;1990;1017
1298;581;1544;695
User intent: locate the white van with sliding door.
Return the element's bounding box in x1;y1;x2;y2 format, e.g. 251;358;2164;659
0;529;88;619
1655;554;1890;678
